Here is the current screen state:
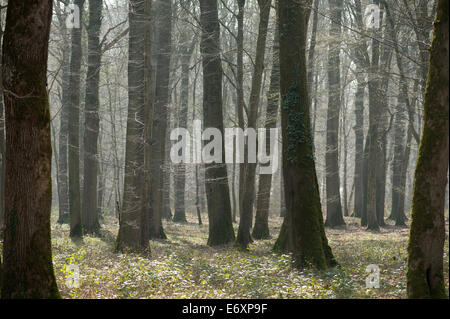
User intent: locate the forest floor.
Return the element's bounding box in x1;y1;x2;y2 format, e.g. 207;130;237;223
5;211;450;299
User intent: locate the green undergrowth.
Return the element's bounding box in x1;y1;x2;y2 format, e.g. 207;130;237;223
2;212;448;299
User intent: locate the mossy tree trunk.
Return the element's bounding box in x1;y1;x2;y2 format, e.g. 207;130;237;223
199;0;235;246
82;0;103;235
275;0;336;270
68;0;85;240
407;0;448;299
1;0;60;298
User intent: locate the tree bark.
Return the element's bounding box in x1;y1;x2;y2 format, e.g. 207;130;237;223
237;0;271;249
199;0;235;246
325;0;345;227
149;0;171;239
1;0;60;298
253;5;280;240
407;0;448;299
82;0;103;235
68;0;85;239
275;0;336;270
116;0;149;252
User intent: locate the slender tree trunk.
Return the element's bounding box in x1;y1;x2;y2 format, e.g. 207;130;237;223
275;0;336;270
253;7;280;240
82;0;103;235
236;0;245;221
237;0;271;249
199;0;235;246
325;0;345;227
407;0;448;298
149;0;171;239
1;0;60;298
353;79;365;218
57;16;71;225
68;0;85;239
173;26;195;223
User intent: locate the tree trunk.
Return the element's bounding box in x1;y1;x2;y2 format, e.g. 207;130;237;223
149;0;171;239
237;0;271;249
68;0;85;239
407;0;448;299
116;0;149;252
56;9;71;225
199;0;235;246
1;0;60;298
253;6;280;240
353;79;365;218
82;0;103;235
275;0;336;270
325;0;345;227
173;24;195;223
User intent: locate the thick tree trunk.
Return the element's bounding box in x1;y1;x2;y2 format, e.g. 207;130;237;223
325;0;345;227
199;0;235;246
68;0;85;239
116;0;149;252
237;0;271;249
82;0;103;235
276;0;336;270
407;0;448;299
252;7;280;240
1;0;60;298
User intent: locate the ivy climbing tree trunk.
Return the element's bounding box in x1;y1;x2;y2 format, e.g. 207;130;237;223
199;0;235;246
407;0;448;299
275;0;336;270
1;0;60;298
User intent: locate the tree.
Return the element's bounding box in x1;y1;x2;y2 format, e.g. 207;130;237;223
149;0;172;238
236;0;271;249
116;0;149;252
325;0;345;227
253;3;280;240
82;0;103;235
1;0;60;298
199;0;235;246
275;0;336;270
54;2;71;225
407;0;448;299
68;0;85;239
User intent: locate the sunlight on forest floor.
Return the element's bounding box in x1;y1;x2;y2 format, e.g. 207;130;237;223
42;212;449;298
